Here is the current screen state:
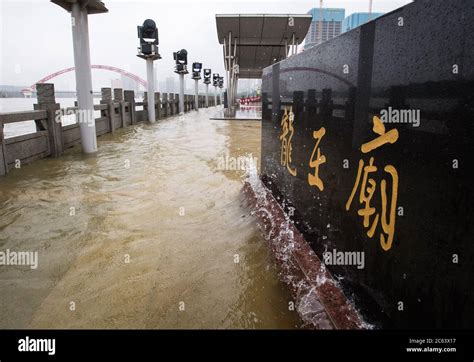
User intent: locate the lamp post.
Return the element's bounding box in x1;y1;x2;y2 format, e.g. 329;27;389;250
173;49;188;115
218;77;224;107
52;0;108;154
191;62;202;111
137;19;161;123
212;73;219;106
203;69;211;108
231;64;239;109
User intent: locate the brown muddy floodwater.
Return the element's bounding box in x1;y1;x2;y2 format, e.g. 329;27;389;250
0;108;301;329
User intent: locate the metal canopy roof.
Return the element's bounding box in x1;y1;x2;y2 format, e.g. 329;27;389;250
216;14;312;79
236;45;287;78
51;0;108;14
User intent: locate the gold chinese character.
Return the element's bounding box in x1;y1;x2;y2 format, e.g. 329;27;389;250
346;116;399;251
361;115;398;154
279;107;297;176
308;127;326;191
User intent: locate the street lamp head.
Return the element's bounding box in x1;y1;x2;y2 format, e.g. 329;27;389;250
137;18;160;60
173;49;188;74
174;49;188;64
192;62;202;80
192;62;202;72
141;19;158;43
203;69;211;84
212;73;219;86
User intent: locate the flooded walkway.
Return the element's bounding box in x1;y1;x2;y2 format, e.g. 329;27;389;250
0;108;300;329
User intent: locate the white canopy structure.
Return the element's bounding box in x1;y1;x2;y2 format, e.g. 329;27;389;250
215;14;312;112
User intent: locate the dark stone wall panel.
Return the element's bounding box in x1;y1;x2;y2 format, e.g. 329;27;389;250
261;0;474;328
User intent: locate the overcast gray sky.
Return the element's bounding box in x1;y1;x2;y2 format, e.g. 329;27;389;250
0;0;412;90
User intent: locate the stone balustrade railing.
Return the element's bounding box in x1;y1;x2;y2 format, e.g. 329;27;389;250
0;83;220;176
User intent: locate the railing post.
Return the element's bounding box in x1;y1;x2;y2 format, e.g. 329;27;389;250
169;94;173;115
143;92;148;120
34;83;63;157
173;93;179;115
124;90;136;125
162;93;168;117
0;120;7;176
100;88;114;133
114;88;125;128
306;89;317;121
155;92;161;121
293;91;305;121
173;94;178;115
345;87;356;122
320;88;333;119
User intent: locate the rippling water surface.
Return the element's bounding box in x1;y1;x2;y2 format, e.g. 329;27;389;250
0;108;300;328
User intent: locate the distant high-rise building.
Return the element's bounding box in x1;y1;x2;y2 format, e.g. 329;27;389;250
165;76;177;94
121;74;138;92
111;79;123;90
304;8;345;50
342;12;385;32
157;77;178;94
158;81;166;93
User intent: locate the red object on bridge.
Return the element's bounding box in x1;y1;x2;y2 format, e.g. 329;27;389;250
239;96;261;105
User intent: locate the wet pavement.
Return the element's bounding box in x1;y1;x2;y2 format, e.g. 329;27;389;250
0;107;300;329
211;105;262;121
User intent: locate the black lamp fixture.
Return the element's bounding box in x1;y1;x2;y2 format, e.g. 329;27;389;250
192;62;202;80
212;73;219;87
173;49;188;74
203;69;211;84
137;19;160;59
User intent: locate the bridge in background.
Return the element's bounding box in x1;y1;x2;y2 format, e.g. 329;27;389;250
21;65;147;97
